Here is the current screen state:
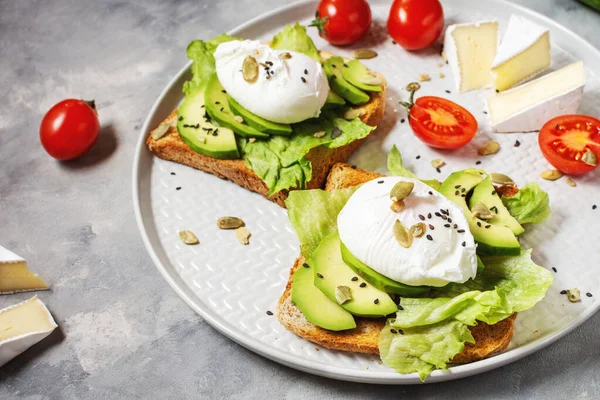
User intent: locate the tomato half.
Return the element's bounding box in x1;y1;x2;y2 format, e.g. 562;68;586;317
310;0;372;45
408;96;478;149
539;115;600;175
387;0;444;51
40;99;100;160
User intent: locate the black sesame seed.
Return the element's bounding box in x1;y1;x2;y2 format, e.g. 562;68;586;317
220;107;224;112
514;140;521;147
398;304;404;311
436;168;441;173
215;101;220;105
435;212;441;217
419;214;426;221
444;224;451;228
344;63;348;68
416;155;421;159
374;298;379;304
401;118;406;123
304;69;308;75
429;224;435;230
360;282;367;288
455;191;460;196
331;127;343;139
447;218;452;223
593;205;597;210
453;224;458;229
170;172;176;175
398;329;404;335
455;185;461;189
483;111;488;114
491;190;497;195
178;116;183;121
392;40;397;44
351;276;358;281
461;194;466;197
378;180;384;184
441;209;449;215
496;89;499;93
221;89;227;93
212;131;218;137
176;187;181;191
317;273;324;278
560;290;567;295
426;234;433;241
457;229;465;233
266;61;273;66
552;267;557;273
462;241;466;247
441;215;448;220
194;124;200;129
586;292;593;297
266;310;273;315
445;90;451;94
390;328;398;334
476;161;482;165
491;206;498;213
461;188;466;193
301;77;307;83
303;263;310;268
428;191;433;195
477;221;482;227
427;213;432;219
183;124;189;128
485;225;491;229
555;124;559;130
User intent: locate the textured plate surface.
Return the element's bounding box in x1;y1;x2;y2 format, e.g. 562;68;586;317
133;0;600;384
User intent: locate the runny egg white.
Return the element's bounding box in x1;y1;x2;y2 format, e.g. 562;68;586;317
214;40;329;124
337;177;478;287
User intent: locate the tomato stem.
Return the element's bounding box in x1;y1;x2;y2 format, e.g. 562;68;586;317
309;11;329;35
399;82;421;112
83;99;98;116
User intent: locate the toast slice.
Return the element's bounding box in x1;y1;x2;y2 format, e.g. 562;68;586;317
276;163;516;363
147;51;386;208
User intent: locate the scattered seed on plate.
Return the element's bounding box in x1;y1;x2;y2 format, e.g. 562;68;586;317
431;159;445;169
401;118;405;123
179;230;199;245
266;311;273;316
478;141;500;156
566;288;581;303
416;155;421;159
475;161;482;165
377;180;384;184
560;289;567;295
445;90;451;94
593;205;597;210
439;72;445;79
352;49;377;59
565;177;576;187
586;292;593;297
418;73;431;82
235;226;251;245
552;267;557;273
217;216;244;230
540;169;563;181
514;140;521;147
176;187;182;191
170;172;176;175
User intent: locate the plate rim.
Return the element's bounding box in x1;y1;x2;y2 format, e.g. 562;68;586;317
132;0;600;384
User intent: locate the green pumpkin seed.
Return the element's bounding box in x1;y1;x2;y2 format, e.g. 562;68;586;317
235;226;251;245
342;108;365;120
335;286;352;305
409;222;427;238
540;170;563;181
390;200;405;213
471;202;494;220
431;159;445;169
566;288;581;303
280;52;292;59
352;49;377;59
478;141;500;156
582;150;598;166
390;181;414;202
490;173;514;185
179;230;199;245
393;220;412;248
242;56;259;83
565;178;576;187
359;72;383;86
152;122;170;140
217;216;244;230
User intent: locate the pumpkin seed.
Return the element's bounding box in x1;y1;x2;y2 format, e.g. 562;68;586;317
566;288;581;303
439;72;445;79
418;73;431;82
334;286;352;305
406;82;421;92
565;177;576;187
151;122;170;140
248;138;256;143
478;141;500;156
233;115;244;124
490;173;514;185
313;131;326;138
342;108;365;120
393;220;412;248
235;226;251;245
390;181;414;202
179;230;199;245
242;55;259;83
217;216;244;230
540;169;563;181
431;159;445;169
409;222;427;238
582;150;598;166
471;202;494;220
390;200;405;213
280;52;292;59
359;72;383;86
352;49;377;59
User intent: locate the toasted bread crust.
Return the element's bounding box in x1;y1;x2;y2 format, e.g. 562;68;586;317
146;53;386;208
277;163;516;363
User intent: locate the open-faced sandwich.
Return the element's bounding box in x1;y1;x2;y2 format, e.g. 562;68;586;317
147;24;386;207
277;147;554;380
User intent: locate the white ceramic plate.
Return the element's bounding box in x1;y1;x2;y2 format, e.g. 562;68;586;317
133;0;600;384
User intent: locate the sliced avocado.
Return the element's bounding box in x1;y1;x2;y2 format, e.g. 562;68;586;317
204;74;269;139
227;95;292;136
323;57;370;105
313;231;398;317
291;262;356;331
177;91;240;159
422;179;441;191
340;241;430;297
469;178;525;236
439;170;521;256
342;60;383;93
326;90;346;107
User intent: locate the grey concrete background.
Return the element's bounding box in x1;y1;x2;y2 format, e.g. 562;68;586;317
1;0;599;398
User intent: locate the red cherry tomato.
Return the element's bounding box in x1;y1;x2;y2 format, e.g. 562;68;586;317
40;99;100;160
310;0;372;45
407;96;478;149
538;115;600;175
387;0;444;51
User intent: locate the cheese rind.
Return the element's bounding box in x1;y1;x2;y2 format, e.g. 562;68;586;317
0;296;57;366
445;21;499;92
486;61;585;133
0;245;49;294
492;15;551;91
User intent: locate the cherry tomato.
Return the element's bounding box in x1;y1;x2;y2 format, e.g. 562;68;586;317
387;0;444;51
310;0;372;45
40;99;100;160
538;115;600;175
406;96;478;149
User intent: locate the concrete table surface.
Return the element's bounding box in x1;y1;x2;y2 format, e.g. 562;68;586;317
1;0;599;398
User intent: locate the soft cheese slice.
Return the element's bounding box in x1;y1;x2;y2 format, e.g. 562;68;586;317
487;61;585;133
492;15;550;91
445;21;499;92
0;245;48;294
0;296;57;366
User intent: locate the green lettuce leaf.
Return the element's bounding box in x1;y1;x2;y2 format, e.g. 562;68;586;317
391;250;553;329
271;23;321;62
501;182;551;224
182;34;238;97
285;186;358;258
240;113;373;195
379;320;474;381
387;145;441;190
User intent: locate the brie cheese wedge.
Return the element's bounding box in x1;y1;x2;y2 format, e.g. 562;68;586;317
0;245;48;294
0;296;57;367
492;15;550;91
486;61;585;133
445;21;499;92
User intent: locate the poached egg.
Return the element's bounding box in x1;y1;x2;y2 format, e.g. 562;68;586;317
214;40;329;124
338;177;478;287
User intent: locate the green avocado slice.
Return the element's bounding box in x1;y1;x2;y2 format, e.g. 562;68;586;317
177;91;240;159
323;57;370;105
469;178;525;236
342;60;383;93
227;95;292;136
204;74;269;139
